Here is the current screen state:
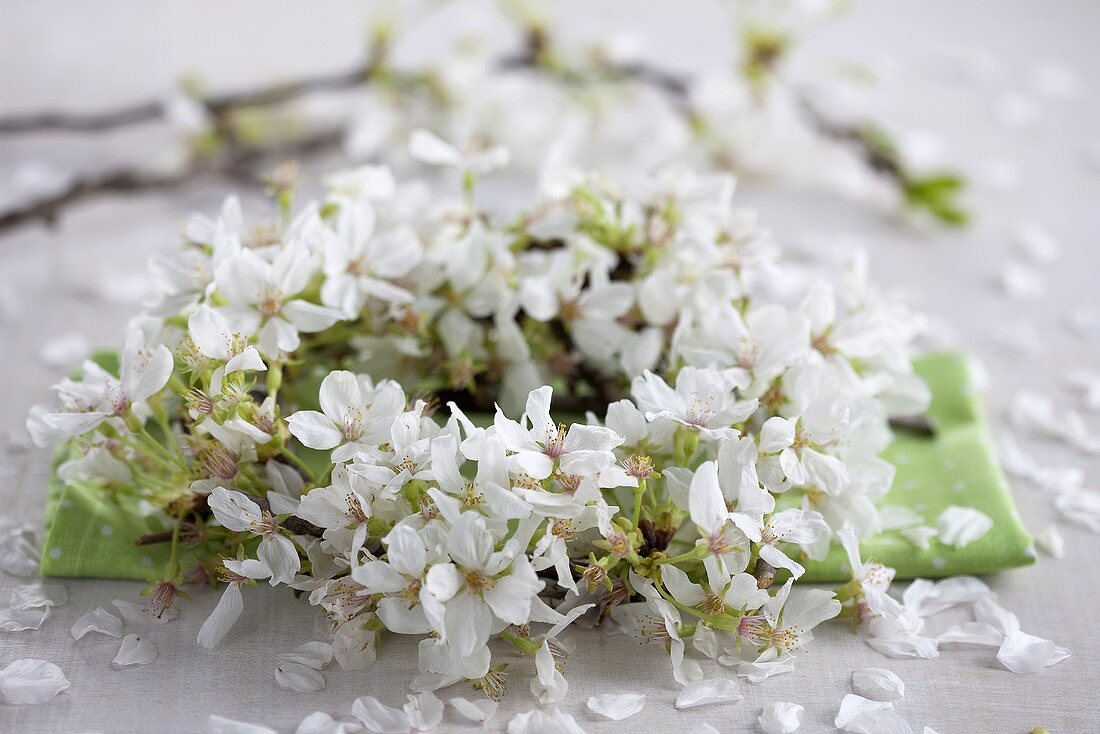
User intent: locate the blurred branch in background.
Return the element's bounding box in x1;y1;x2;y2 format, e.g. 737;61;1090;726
0;3;968;237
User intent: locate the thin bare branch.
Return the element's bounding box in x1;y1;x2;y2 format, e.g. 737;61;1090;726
0;128;342;234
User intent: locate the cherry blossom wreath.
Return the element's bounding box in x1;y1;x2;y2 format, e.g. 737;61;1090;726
25;134;967;731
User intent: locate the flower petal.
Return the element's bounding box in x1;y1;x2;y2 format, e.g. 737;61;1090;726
675;678;743;709
113;634;158;666
276;661;326;692
936;506;993;548
351;696;411;733
295;712;363;734
257;534;301;586
207;715;278;734
587;692;646;721
851;668;905;701
208;487;263;532
0;606;50;632
71;607;124;639
286;411;343;450
449;697;498;724
996;630;1070;675
759;701;804;734
197;583;244;649
0;659;70;705
9;582;67;610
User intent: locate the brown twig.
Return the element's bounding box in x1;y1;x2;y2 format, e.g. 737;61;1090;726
0;127;344;234
0;43;386;136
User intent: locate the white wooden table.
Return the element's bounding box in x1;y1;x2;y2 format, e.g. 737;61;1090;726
1;1;1098;731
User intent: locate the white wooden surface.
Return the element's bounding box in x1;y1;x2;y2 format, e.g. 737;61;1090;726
1;1;1099;732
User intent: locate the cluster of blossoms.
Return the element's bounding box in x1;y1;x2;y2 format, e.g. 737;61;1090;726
27;144;930;699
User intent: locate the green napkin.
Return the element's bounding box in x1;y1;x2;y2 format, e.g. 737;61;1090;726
801;352;1035;582
39;351;1034;581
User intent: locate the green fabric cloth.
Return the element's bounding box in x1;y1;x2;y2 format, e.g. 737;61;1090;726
39;351;1034;581
801;352;1035;582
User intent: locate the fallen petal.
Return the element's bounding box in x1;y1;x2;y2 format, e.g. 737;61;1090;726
837;695;914;733
0;523;40;577
836;695;893;728
10;582;67;610
113;634;158;666
586;692;645;720
351;696;410;733
675;678;743;709
279;641;334;670
851;668;905;701
759;701;804;733
0;659;70;705
936;506;993;549
1034;524;1065;558
997;630;1070;674
506;708;586;734
295;711;363;734
0;605;50;632
71;607;124;639
276;662;325;692
937;623;1003;647
207;715;278;734
449;697;497;724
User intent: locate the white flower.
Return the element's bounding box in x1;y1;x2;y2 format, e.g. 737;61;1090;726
421;512;543;660
430;433;531;520
352;525;432;635
187;305;266;374
208;487;300;585
493;385;624;479
748;508;829;580
286;370;405;462
632;367;757;440
687;461;749;569
321;198;422;316
771;365;852;495
738;579;840;654
838;524;899;618
409;128;510;176
214;244;343;358
296;464;374;533
27;329;173;446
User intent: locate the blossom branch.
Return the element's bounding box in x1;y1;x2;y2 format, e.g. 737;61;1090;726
0;34;389;135
0;128;342;234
